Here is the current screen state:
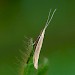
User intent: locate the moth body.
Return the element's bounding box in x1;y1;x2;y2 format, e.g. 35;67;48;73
33;9;57;69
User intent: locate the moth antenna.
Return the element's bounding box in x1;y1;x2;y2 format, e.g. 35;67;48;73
46;9;52;25
44;9;57;30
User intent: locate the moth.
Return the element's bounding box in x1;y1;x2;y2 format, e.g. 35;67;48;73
33;9;57;69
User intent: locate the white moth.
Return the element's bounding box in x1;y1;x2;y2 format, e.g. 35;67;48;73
33;9;57;69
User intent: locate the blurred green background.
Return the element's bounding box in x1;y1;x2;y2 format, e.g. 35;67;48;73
0;0;75;75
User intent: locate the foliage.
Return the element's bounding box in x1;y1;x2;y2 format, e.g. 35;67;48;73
16;38;49;75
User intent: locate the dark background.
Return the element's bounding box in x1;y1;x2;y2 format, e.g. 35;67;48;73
0;0;75;75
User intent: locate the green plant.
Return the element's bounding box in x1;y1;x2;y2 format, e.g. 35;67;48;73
16;9;56;75
16;37;49;75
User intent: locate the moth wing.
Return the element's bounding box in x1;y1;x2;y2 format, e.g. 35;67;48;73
33;29;45;69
